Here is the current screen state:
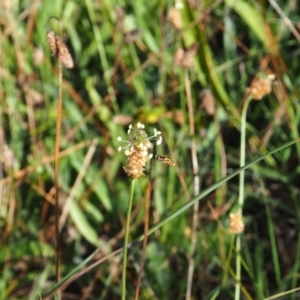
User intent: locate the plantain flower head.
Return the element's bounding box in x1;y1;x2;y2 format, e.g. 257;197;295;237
118;122;162;178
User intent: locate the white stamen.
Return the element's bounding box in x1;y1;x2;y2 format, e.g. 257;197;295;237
137;122;145;129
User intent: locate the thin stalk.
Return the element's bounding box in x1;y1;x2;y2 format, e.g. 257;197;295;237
184;69;200;300
252;166;282;291
54;25;63;300
122;179;136;300
235;96;252;300
134;157;153;300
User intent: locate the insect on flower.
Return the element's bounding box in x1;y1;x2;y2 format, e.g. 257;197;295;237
117;123;163;178
155;154;177;167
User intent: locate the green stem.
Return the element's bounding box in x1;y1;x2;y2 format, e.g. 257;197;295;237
235;96;252;300
122;179;136;300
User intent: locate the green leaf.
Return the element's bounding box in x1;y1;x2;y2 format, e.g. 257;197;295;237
225;0;267;47
69;201;100;246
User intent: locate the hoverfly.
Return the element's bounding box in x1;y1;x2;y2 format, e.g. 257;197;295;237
155;154;177;167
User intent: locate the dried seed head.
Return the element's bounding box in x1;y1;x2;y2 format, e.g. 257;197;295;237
246;74;275;100
228;213;245;234
167;7;183;30
173;43;198;69
46;31;74;69
200;89;215;116
56;37;74;69
182;43;198;68
46;31;58;56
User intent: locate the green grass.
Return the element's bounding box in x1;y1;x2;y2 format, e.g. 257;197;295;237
1;0;300;299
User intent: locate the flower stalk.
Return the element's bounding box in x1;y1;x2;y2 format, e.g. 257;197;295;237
118;122;162;299
121;178;136;300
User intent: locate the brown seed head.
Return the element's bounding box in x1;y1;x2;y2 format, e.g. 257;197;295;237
228;213;245;234
246;74;274;100
200;89;215;116
167;8;183;30
46;31;58;56
174;43;198;69
56;37;74;69
46;31;74;69
182;43;198;68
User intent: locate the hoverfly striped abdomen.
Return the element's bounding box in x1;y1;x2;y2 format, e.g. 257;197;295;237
155;155;177;167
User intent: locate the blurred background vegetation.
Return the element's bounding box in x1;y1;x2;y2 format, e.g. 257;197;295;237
1;0;300;299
